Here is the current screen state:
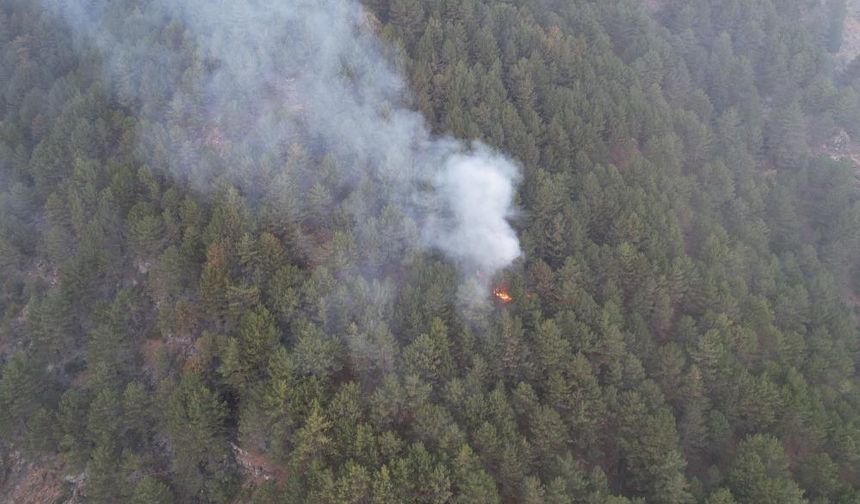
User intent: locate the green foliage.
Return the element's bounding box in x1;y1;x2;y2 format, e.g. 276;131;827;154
0;351;47;437
0;0;859;502
166;372;237;501
220;305;280;393
727;434;806;504
131;476;176;504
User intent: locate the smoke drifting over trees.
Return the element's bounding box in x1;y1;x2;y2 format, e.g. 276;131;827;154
46;0;521;290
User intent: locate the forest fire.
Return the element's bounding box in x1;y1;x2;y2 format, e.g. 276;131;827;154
493;287;513;304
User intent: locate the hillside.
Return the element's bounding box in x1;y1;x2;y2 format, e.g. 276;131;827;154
1;0;860;503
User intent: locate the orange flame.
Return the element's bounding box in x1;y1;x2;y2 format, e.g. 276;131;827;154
493;287;513;304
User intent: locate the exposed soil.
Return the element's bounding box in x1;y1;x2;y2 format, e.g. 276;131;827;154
838;14;860;66
0;452;81;504
232;443;286;487
817;129;860;189
837;0;860;66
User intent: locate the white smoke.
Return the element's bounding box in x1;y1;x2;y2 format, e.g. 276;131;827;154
425;145;521;276
45;0;521;292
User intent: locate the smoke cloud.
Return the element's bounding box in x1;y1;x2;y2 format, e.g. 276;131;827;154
45;0;521;292
426;146;521;275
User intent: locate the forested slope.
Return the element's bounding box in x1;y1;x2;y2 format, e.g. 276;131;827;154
1;0;860;503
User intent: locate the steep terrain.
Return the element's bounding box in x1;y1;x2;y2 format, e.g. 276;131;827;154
1;0;859;503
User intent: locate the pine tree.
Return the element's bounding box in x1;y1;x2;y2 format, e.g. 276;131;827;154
292;400;332;471
220;305;279;394
131;477;176;504
166;372;232;499
727;434;806;504
0;352;46;437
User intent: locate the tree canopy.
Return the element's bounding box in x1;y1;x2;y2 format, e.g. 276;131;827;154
1;0;859;502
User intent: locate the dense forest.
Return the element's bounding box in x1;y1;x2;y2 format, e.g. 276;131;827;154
2;0;860;502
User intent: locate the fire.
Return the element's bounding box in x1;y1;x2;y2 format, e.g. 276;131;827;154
493;287;513;304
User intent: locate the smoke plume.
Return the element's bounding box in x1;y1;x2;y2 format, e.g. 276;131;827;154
45;0;521;293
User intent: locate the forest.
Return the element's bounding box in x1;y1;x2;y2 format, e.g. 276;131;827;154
1;0;860;503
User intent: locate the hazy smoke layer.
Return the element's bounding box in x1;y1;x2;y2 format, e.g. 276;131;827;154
46;0;521;289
